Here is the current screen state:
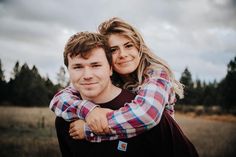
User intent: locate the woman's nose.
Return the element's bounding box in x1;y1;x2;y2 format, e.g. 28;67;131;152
119;48;127;58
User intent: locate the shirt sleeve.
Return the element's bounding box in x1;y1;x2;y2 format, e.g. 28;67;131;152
84;69;174;142
84;124;138;142
49;86;99;121
165;104;175;119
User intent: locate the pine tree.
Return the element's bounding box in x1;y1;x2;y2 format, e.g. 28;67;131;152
193;78;204;105
179;67;194;105
0;59;5;82
202;80;218;106
10;63;51;106
11;61;20;79
0;59;7;103
219;56;236;110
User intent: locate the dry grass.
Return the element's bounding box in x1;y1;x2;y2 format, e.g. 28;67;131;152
176;113;236;157
199;114;236;123
0;106;60;157
0;106;235;157
180;112;236;123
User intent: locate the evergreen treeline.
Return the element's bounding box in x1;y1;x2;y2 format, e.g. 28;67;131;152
0;56;235;111
178;56;236;113
0;61;63;106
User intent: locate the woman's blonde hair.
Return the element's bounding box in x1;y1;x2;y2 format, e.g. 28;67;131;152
98;17;184;98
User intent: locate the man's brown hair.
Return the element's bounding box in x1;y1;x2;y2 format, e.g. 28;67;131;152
64;31;112;67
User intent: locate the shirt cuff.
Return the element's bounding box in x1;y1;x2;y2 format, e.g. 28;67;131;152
79;100;99;119
84;124;101;142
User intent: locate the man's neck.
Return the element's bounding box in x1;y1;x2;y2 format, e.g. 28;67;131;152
81;84;122;104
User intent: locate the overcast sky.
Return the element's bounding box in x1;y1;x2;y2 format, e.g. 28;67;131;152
0;0;235;84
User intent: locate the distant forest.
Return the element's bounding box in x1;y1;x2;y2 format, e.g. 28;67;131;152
0;56;235;114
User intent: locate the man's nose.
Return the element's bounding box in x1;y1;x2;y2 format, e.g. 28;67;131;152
82;67;93;80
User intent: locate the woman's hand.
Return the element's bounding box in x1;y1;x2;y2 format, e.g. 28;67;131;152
85;107;113;134
69;119;86;140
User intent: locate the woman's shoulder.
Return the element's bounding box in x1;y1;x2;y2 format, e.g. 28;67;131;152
145;65;170;81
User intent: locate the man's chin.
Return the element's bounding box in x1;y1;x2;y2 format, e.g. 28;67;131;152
80;92;97;100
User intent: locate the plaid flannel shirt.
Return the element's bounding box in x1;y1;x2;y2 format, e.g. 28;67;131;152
49;68;176;142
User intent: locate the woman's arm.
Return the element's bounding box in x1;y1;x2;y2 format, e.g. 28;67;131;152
75;69;175;142
50;69;174;142
83;69;173;142
49;86;99;121
69;119;138;142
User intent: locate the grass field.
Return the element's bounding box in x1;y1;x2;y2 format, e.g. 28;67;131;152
0;106;235;157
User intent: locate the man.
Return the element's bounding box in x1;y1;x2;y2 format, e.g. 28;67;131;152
55;31;199;157
55;32;139;157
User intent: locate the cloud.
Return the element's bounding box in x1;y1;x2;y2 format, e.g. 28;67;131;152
0;0;235;83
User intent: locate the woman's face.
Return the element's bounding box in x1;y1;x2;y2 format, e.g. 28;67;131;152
108;34;141;76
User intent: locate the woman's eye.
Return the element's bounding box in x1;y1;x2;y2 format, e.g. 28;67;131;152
126;44;133;48
110;48;117;53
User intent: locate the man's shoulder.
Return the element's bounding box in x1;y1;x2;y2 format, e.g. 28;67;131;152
100;89;136;109
120;89;136;100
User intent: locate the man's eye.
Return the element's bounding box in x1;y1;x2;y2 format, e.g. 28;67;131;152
74;66;82;69
92;65;101;68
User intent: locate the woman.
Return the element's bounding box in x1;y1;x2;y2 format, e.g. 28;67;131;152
51;17;184;140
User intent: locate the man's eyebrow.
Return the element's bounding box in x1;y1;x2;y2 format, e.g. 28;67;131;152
91;61;102;65
71;63;82;66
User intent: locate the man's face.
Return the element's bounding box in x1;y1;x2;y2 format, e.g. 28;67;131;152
68;48;112;101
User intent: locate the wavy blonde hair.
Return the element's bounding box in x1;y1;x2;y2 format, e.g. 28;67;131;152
98;17;184;98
